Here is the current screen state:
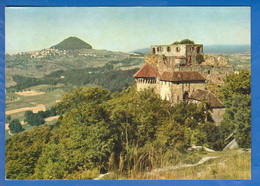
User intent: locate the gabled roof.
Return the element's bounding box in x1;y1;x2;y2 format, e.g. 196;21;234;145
160;71;206;82
189;89;225;108
133;63;160;78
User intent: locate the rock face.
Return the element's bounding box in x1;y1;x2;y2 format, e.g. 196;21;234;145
51;37;92;50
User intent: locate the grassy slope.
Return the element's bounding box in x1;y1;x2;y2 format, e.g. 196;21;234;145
102;150;251;180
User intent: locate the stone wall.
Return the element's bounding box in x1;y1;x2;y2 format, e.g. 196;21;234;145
177;65;234;84
150;44;187;57
144;54;176;74
189;100;225;126
135;78;159;93
203;54;229;66
160;81;205;102
145;53;234;84
212;108;225;126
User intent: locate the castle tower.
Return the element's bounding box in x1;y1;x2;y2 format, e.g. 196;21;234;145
133;63;160;92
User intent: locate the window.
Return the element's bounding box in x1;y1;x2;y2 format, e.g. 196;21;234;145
176;47;181;52
167;47;171;52
183;92;189;100
152;48;155;54
197;47;200;53
157;47;160;52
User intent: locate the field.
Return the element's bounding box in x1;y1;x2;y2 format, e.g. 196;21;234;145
226;53;251;71
5;84;65;139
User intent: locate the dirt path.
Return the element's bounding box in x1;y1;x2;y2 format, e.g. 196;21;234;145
8;130;13;136
144;156;219;179
93;173;110;180
6;104;46;115
45;115;59;122
15;91;45;96
93;156;219;180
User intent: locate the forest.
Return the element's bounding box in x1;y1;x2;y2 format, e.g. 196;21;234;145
5;70;251;179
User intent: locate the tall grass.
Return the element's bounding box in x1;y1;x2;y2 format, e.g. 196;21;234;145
102;149;250;180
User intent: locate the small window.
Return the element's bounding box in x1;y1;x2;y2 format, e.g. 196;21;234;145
157;47;160;52
176;47;181;52
152;48;155;54
167;47;171;52
208;70;210;74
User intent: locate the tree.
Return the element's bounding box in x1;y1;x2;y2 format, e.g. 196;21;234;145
220;70;251;148
9;119;24;134
172;39;195;45
6;126;51;179
6;115;11;123
180;39;195;44
196;54;204;64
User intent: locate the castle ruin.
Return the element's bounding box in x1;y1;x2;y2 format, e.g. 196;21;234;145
133;42;233;125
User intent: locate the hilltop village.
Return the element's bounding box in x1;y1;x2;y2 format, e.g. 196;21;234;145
133;41;234;125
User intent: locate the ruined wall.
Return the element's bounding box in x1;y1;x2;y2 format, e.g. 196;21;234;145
186;45;203;64
212;108;225;126
145;54;177;74
150;45;187;57
145;53;234;84
176;65;234;84
203;54;229;66
189;99;225;126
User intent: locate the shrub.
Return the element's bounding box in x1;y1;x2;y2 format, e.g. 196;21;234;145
9;119;24;134
196;54;204;64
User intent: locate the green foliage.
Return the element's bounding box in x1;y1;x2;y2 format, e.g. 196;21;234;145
24;108;56;127
6;126;51;179
8;67;138;93
172;41;180;45
51;37;92;50
6;115;11;122
220;70;251;102
172;39;195;45
24;110;45;126
180;39;195;44
9;119;24;134
196;53;204;64
220;70;251;148
5;86;223;179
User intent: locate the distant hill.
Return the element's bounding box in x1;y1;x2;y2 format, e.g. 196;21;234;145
131;45;250;55
51;37;92;50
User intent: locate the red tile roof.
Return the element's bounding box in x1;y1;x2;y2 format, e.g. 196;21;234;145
133;63;160;78
189;89;225;108
160;71;206;82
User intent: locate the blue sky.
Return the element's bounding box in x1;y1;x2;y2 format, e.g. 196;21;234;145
5;7;250;53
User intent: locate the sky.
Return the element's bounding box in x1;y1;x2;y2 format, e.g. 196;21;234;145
5;7;250;53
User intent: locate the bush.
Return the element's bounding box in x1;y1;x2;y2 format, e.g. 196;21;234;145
196;54;204;64
9;119;24;134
